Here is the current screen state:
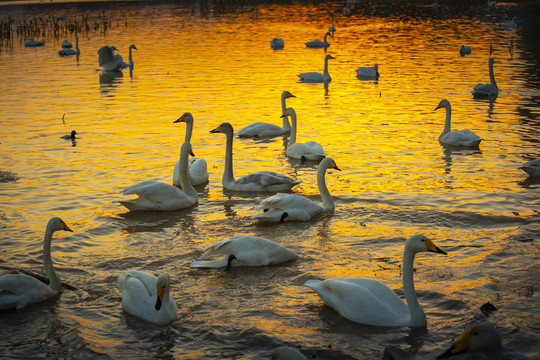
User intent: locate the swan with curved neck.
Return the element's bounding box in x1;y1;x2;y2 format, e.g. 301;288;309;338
173;112;209;187
119;142;198;211
435;99;482;148
0;217;73;310
297;54;334;83
283;107;327;161
305;31;331;48
235;91;296;138
118;271;177;325
251;157;340;223
304;234;447;327
58;36;80;56
126;44;137;70
210;122;301;192
472;58;498;97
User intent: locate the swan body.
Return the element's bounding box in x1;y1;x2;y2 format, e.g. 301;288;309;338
435;99;482;148
173;112;209;187
304;234;447;327
118;271;177;325
60;130;77;140
210;122;301;192
59;37;80;56
98;44;136;72
61;40;72;48
190;235;297;269
283;107;327;161
459;44;472;56
270;38;284;49
438;324;507;360
501;16;517;28
305;32;331;48
521;158;540;177
0;217;73;310
271;346;307;360
356;63;379;79
252;157;340;223
297;54;334;83
119;142;198;211
472;58;499;97
25;39;45;47
235;91;296;138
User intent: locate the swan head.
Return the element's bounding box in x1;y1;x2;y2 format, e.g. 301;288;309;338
155;272;170;311
174;112;194;124
282;90;296;99
129;44;137;50
209;122;234;135
281;107;296;118
405;234;447;255
320;157;341;171
180;142;195;158
434;99;451;111
48;217;73;233
437;323;503;358
325;54;335;61
70;130;78;139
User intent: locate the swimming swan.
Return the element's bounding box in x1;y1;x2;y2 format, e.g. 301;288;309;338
270;38;284;49
297;54;334;83
209;122;301;192
521;158;540;178
305;31;331;48
118;271;177;325
435;99;482;148
252;157;340;223
0;217;73;310
459;44;472;56
304;234;447;327
438;323;508;359
283;107;327;161
472;58;499;97
356;63;379;79
98;44;137;72
235;91;296;138
118;142;198;211
501;16;517;28
190;235;297;270
59;37;80;56
173;112;209;187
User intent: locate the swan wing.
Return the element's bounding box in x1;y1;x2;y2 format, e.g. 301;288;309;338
188;158;209;186
120;181;196;211
98;46;114;67
235;171;301;190
440;130;482;147
286;142;327;160
235;122;284;138
356;67;377;77
0;273;57;310
522;159;540;177
472;83;497;96
297;72;325;82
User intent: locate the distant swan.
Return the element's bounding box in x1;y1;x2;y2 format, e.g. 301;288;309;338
61;40;72;48
118;271;177;325
118;142;198;211
435;99;482;148
60;130;78;140
190;235;297;270
173;112;209;187
59;37;80;56
356;63;379;79
501;16;517;28
305;32;331;48
297;54;334;83
210;122;301;192
25;39;45;47
0;217;73;310
98;44;137;72
251;157;340;223
488;0;497;6
459;44;472;56
521;158;540;178
283;107;327;161
472;57;499;98
304;234;447;327
235;91;296;138
270;38;284;49
328;14;336;34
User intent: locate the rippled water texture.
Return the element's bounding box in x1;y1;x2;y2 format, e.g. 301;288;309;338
0;0;539;359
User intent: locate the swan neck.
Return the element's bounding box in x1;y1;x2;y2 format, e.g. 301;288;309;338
184;121;193;143
324;57;329;76
43;225;61;292
223;130;235;184
179;146;198;200
281;94;291;130
318;164;334;210
489;59;498;90
324;33;329;42
129;47;134;68
440;104;451;139
402;250;426;327
289;111;297;145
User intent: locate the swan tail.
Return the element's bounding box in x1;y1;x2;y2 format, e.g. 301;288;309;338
190;258;229;269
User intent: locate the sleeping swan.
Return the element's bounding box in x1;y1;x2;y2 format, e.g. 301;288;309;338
283;107;327;161
304;234;447;327
356;63;379;79
173;112;209;187
209;122;301;192
297;54;334;83
0;217;73;310
252;157;340;223
118;271;177;325
472;58;498;97
435;99;482;148
190;235;297;270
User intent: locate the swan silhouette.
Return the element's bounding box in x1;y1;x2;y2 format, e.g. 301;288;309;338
98;44;137;72
59;37;80;56
270;38;284;49
356;63;379;79
521;158;540;177
435;99;482;148
305;32;331;48
297;54;334;83
472;58;498;97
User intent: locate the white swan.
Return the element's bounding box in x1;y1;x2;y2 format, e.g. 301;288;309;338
59;37;80;56
472;58;499;97
173;112;209;187
252;157;340;223
304;234;447;327
283;107;327;161
438;323;506;359
521;158;540;177
271;346;307;360
235;91;296;138
459;44;472;56
270;38;284;49
118;142;198;211
356;63;379;79
118;271;177;325
305;32;331;48
0;217;73;310
98;44;136;72
435;99;482;148
190;235;297;270
501;16;517;28
297;54;334;83
209;122;301;192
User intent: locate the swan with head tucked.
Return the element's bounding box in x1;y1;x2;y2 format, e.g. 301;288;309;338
305;32;331;48
297;54;334;83
438;323;509;360
118;142;198;211
209;122;301;192
59;37;80;56
283;107;327;161
173;112;209;187
118;271;177;325
252;157;340;223
270;38;284;49
98;44;136;72
435;99;482;148
235;91;296;138
0;217;73;310
459;44;472;56
190;235;297;270
304;234;447;327
521;158;540;178
472;58;498;97
356;63;379;79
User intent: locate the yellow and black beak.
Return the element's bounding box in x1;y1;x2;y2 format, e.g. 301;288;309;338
155;286;164;311
437;330;472;358
174;114;187;123
425;239;447;255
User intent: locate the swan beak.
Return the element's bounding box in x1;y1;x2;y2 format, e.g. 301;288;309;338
437;331;472;358
62;221;73;232
434;104;441;111
225;254;237;271
279;212;289;223
174;114;187;123
288;93;296;98
190;150;195;157
155;286;164;311
425;239;447;255
333;164;341;171
209;128;219;134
